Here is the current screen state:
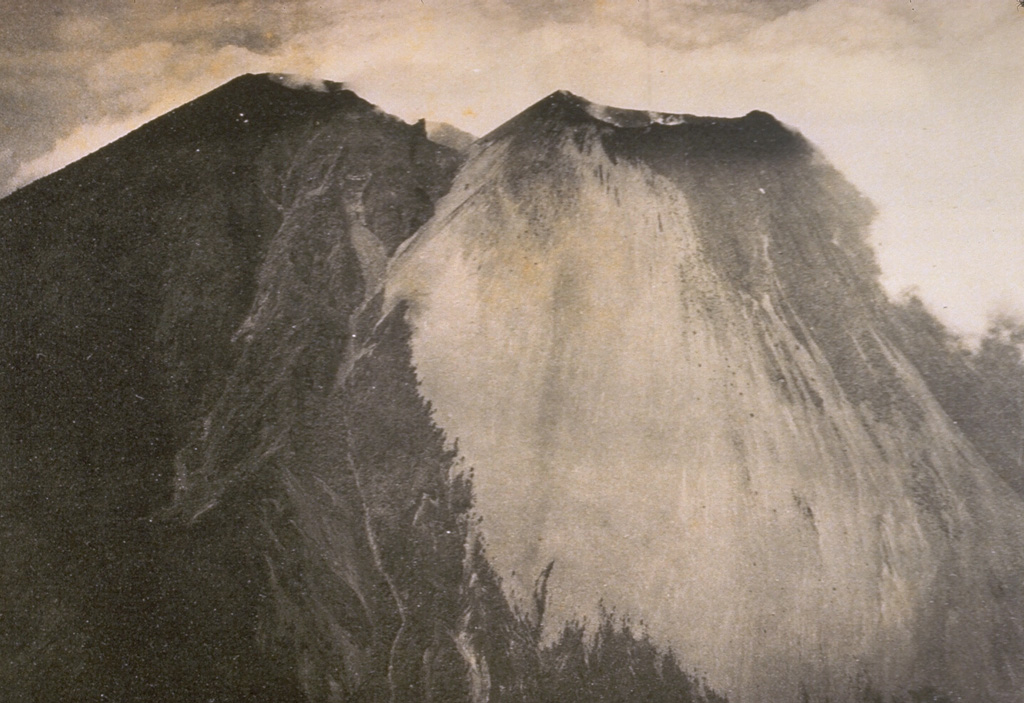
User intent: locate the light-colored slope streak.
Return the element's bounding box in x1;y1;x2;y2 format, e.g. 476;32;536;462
386;130;1024;702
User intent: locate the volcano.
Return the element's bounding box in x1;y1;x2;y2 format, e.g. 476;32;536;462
2;76;1024;703
387;91;1024;702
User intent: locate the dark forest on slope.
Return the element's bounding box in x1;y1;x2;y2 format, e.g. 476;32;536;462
0;74;1022;702
892;296;1024;496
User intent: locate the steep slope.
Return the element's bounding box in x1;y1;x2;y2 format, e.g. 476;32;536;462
386;91;1024;703
0;73;462;700
891;298;1024;497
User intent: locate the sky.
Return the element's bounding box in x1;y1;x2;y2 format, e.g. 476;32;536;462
1;0;1021;338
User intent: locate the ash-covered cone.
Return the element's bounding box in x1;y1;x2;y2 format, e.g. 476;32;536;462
386;91;1024;703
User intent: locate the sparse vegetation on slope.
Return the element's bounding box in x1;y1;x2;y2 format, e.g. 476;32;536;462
893;295;1024;495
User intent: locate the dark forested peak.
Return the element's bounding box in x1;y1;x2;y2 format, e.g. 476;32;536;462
120;72;372;144
180;72;369;122
263;72;347;93
0;65;464;698
212;71;345;93
0;73;405;203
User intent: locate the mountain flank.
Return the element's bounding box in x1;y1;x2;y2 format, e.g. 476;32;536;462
0;72;462;700
388;90;1024;703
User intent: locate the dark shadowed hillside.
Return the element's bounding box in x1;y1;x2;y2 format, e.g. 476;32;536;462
0;72;463;700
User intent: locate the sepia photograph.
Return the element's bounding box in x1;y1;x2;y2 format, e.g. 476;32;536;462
1;1;1023;701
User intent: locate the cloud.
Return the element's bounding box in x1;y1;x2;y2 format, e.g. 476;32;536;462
0;0;325;195
11;117;142;188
